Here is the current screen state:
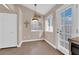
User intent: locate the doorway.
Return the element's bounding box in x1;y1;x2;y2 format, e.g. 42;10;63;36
56;5;76;54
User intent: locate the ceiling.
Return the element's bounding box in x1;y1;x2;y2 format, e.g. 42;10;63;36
22;4;55;15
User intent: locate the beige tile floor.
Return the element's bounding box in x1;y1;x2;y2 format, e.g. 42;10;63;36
0;40;63;55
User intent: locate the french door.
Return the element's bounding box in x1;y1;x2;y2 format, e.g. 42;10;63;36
56;5;76;54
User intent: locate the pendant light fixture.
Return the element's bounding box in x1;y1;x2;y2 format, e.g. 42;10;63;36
32;4;39;21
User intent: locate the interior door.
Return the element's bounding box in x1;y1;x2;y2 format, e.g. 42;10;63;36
56;5;75;54
0;13;17;48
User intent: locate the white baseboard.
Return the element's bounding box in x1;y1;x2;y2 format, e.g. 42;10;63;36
17;39;44;47
17;39;56;49
44;39;56;49
17;41;23;47
22;39;44;43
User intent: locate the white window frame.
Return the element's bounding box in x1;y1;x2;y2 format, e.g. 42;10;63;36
45;15;53;32
31;19;43;32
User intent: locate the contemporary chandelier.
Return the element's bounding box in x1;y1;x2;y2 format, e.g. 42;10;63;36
32;4;39;21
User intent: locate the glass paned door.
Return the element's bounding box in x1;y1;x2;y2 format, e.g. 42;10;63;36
57;5;73;54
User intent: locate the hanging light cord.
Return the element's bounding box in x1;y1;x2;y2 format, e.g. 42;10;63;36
34;4;37;17
32;4;39;21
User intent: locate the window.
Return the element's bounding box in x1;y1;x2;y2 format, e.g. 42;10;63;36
45;15;53;32
31;20;42;31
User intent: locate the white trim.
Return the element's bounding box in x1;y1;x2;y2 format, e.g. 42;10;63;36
3;4;9;10
17;39;56;49
44;39;56;49
17;41;23;47
17;39;44;47
22;39;44;43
